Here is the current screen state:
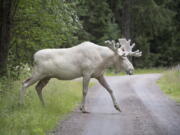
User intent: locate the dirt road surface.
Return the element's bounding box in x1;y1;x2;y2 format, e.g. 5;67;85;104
53;74;180;135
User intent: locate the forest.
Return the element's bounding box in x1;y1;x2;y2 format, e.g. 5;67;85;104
0;0;180;78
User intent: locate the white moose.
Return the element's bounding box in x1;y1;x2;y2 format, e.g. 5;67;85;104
20;38;142;113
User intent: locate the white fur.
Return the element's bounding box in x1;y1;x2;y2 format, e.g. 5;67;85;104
20;41;137;112
32;41;133;80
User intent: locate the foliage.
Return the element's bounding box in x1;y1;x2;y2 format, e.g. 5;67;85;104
75;0;179;67
130;0;176;67
2;0;179;78
157;67;180;102
105;67;165;76
0;72;82;135
8;0;83;77
76;0;120;44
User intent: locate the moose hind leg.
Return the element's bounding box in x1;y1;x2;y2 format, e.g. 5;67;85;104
20;77;39;104
80;75;90;113
35;78;50;105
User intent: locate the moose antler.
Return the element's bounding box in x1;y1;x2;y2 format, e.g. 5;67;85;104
105;38;142;57
118;38;142;57
105;40;119;52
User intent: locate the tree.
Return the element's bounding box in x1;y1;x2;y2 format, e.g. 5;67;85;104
109;0;175;67
0;0;12;76
76;0;120;44
0;0;19;76
8;0;83;77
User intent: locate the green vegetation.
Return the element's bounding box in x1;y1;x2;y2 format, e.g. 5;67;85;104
158;69;180;102
105;68;165;76
1;0;180;77
0;76;82;135
8;0;83;77
134;68;165;74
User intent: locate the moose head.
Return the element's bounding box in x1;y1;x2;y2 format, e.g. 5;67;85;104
105;38;142;75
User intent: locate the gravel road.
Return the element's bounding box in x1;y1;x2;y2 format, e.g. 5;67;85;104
53;74;180;135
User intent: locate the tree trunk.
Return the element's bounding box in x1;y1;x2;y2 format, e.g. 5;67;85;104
121;0;132;39
0;0;12;76
121;0;133;61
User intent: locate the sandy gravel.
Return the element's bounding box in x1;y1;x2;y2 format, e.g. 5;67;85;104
52;74;180;135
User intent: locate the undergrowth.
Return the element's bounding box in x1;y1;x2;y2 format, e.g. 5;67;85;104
0;76;82;135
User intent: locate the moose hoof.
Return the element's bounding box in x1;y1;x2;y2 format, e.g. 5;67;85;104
80;107;89;113
114;105;121;112
82;110;90;113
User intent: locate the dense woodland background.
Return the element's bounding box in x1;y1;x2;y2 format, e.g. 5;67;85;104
0;0;180;77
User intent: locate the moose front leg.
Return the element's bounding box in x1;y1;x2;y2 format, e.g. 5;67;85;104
97;75;121;112
80;75;91;113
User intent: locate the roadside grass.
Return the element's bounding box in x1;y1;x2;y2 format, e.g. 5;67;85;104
134;68;165;74
0;67;169;135
157;68;180;102
105;67;165;76
0;77;83;135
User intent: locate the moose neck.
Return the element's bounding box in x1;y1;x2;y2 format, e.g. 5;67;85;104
95;50;118;74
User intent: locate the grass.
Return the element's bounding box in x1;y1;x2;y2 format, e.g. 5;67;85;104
0;77;83;135
105;67;165;76
134;68;165;74
0;67;172;135
157;68;180;102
